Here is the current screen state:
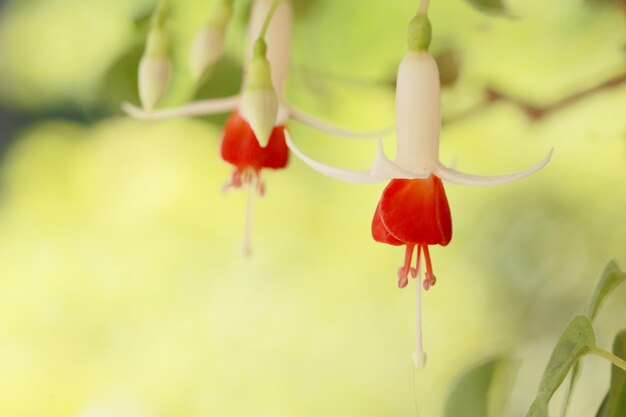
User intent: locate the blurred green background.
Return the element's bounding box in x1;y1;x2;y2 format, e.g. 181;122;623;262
0;0;625;416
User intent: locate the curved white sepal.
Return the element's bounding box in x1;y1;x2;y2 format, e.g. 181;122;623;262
287;104;393;140
122;95;240;121
435;148;553;186
285;130;428;184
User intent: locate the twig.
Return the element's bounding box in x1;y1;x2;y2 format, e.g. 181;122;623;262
443;71;626;125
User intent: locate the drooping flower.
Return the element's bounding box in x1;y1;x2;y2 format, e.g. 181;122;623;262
124;0;387;254
285;9;552;367
220;110;288;195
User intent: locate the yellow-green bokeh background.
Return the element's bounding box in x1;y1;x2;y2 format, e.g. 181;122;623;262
0;0;625;416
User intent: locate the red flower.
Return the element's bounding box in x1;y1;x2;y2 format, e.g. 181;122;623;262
372;175;452;289
220;110;289;195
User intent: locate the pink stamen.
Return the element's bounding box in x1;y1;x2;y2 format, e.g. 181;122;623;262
222;169;244;193
397;244;416;288
256;173;266;196
422;245;437;291
222;168;267;196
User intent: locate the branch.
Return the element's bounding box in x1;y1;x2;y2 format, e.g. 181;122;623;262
443;71;626;126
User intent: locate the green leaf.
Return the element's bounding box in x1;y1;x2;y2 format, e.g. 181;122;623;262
586;260;626;321
97;44;144;112
560;261;626;417
444;357;518;417
526;315;596;417
464;0;510;16
558;361;580;417
596;330;626;417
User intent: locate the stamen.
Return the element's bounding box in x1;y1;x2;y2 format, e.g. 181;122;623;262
255;172;266;196
241;183;255;257
397;244;416;288
413;249;427;368
422;245;437;290
222;169;244;194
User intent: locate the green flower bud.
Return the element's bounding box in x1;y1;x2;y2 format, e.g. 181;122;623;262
407;14;432;52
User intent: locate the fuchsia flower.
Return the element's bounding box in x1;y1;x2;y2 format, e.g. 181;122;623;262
124;0;386;253
286;10;552;366
371;175;451;290
220;111;288;195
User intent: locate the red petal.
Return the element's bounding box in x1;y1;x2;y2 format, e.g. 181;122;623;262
220;111;288;171
261;125;289;169
377;176;452;246
371;202;403;245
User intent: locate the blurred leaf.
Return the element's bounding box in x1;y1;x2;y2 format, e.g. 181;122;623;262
526;316;596;417
98;44;144;112
290;0;322;18
435;47;461;88
444;357;518;417
560;261;625;417
596;330;626;417
585;0;626;9
586;260;626;321
465;0;509;15
558;361;581;417
191;56;243;126
133;4;155;30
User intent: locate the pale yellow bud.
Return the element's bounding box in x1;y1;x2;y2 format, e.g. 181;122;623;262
138;55;171;112
190;26;226;81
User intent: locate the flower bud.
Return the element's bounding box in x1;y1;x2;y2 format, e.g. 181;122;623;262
190;1;232;81
190;26;226;81
241;40;278;147
138;27;171;111
407;14;431;52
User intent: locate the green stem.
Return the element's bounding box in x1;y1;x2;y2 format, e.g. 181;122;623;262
418;0;430;15
591;347;626;371
259;0;281;39
152;0;169;28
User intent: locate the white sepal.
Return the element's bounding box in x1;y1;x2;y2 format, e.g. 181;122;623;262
285;130;428;184
138;56;171;112
190;26;226;80
122;95;240;121
287;104;393;140
435;149;553;186
241;88;279;147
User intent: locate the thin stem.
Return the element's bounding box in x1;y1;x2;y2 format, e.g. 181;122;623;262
591;347;626;371
259;0;282;39
418;0;430;15
242;183;255;257
152;0;169;27
121;95;240;121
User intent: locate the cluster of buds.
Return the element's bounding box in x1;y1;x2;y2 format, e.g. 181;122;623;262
129;0;553;367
